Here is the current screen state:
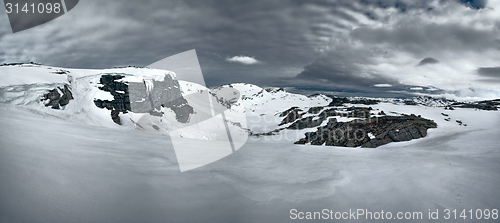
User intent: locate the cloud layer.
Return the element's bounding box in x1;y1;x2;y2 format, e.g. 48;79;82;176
0;0;499;100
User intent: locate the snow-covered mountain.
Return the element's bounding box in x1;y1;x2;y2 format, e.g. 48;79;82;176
1;63;498;142
0;63;334;140
0;63;247;134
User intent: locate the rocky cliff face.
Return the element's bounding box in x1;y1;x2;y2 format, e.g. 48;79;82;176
279;107;303;126
93;74;131;124
128;74;193;123
295;115;437;148
93;73;194;125
42;84;73;109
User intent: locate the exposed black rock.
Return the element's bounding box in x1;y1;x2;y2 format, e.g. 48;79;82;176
279;106;299;117
94;73;194;125
451;100;498;110
265;87;284;93
111;110;121;125
51;69;70;74
93;74;131;124
287;116;323;130
404;100;418;105
279;107;304;126
307;106;324;114
328;97;350;106
285;107;373;130
317;108;338;120
1;62;41;66
326;96;380;106
346;107;372;118
42;84;73;109
295;115;437;148
349;98;380;105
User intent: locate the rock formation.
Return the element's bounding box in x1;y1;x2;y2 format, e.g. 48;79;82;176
93;73;194;125
295;115;437;148
42;84;73;109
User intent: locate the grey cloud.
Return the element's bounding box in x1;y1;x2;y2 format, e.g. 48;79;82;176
477;78;500;83
0;0;332;88
477;67;500;78
418;57;439;66
459;0;488;9
288;32;394;90
0;0;498;100
282;39;418;97
284;0;499;98
350;23;498;57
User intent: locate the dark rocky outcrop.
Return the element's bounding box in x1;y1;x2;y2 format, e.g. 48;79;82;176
42;84;73;109
317;108;338;119
295;115;437;148
279;107;304;126
404;100;418;105
94;73;194;125
287;116;323;130
451;100;498;110
349;98;380;105
328;97;350;106
51;69;70;75
307;106;323;114
265;87;285;93
1;62;41;66
279;106;300;117
285;107;372;130
93;74;130;124
128;74;193;123
346;106;372;118
327;96;380;106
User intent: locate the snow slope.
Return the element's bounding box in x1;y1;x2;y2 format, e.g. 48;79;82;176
1;100;499;223
1;64;499;222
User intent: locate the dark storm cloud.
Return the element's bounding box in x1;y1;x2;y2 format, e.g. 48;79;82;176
477;67;500;78
280;35;430;98
0;0;498;99
350;23;497;56
284;0;500;98
0;0;335;87
418;57;439;66
295;62;398;90
284;55;441;98
477;78;500;83
290;37;400;93
460;0;488;9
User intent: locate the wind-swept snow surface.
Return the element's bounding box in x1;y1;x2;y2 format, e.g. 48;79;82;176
1;104;499;222
1;64;499;222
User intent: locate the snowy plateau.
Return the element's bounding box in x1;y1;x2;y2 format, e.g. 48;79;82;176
0;63;499;222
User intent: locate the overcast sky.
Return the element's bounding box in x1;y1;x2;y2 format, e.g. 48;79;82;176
1;0;499;100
